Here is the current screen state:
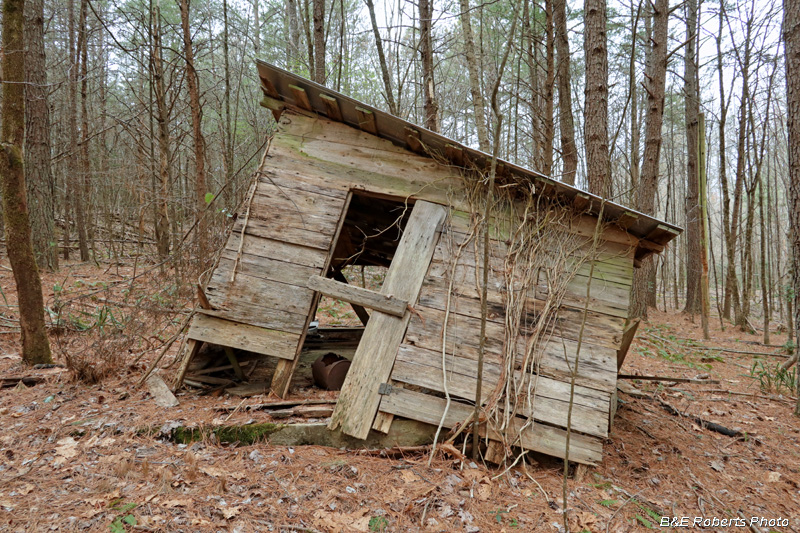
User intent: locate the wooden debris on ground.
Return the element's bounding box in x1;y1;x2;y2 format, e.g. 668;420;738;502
0;376;44;388
145;375;180;407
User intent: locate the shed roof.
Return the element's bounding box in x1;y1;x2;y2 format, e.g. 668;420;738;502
256;60;681;254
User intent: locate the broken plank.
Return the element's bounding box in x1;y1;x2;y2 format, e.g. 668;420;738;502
269;405;335;419
226;382;271;397
329;200;448;440
307;275;408;317
188;314;299;360
146;375;180;408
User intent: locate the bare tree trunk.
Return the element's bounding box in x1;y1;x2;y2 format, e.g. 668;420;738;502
23;0;58;271
286;0;301;66
683;0;701;315
459;0;489;151
628;1;640;201
725;10;755;324
699;113;710;339
541;0;555;175
419;0;438;132
630;0;668;320
312;0;325;83
179;0;208;257
583;0;611;197
0;0;53;365
554;0;576;184
784;0;800;414
152;4;171;258
366;0;397;115
759;174;769;344
717;5;733;321
77;0;92;262
254;0;260;54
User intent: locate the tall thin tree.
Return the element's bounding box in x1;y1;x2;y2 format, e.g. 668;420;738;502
630;0;669;320
554;0;577;184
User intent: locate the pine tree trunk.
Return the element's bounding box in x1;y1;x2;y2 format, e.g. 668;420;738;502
419;0;439;132
784;0;800;414
630;0;668;320
0;0;53;365
23;0;58;271
152;5;172;258
459;0;489;151
366;0;397;115
541;0;555;176
180;0;208;257
312;0;325;83
583;0;611;197
553;0;576;184
286;0;300;67
683;0;701;315
78;0;93;262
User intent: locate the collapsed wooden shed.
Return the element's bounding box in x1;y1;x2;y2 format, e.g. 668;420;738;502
174;61;681;465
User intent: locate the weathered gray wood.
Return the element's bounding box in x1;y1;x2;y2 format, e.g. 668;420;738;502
173;339;201;390
389;345;609;438
271;192;353;397
223;234;328;270
146;375;180;407
329;200;447;439
378;387;603;464
307;275;408;317
188;314;299;359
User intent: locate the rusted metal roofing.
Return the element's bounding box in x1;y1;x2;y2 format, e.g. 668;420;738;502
255;60;682;260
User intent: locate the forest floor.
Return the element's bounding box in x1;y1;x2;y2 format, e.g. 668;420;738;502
0;260;799;532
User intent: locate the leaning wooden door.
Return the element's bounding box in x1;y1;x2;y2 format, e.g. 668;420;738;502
328;200;448;440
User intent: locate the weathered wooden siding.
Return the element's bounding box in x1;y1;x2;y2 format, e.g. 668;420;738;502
187;110;637;462
187;163;350;395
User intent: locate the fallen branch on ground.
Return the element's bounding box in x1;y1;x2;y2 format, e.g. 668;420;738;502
618;374;720;384
655;396;742;437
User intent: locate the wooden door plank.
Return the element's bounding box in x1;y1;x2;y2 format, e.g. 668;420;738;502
329;200;447;439
306;275;408;317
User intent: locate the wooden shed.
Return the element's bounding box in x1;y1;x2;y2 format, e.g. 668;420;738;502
174;61;681;465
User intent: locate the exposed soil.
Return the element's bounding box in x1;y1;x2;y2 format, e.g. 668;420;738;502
1;262;799;532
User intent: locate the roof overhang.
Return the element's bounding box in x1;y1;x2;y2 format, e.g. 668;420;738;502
255;60;682;265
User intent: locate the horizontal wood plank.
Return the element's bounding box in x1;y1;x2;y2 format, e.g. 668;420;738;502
390;344;610;438
378;387;603;464
307;275;408;317
187;314;299;359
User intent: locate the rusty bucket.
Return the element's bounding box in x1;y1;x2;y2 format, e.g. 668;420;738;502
311;352;351;391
